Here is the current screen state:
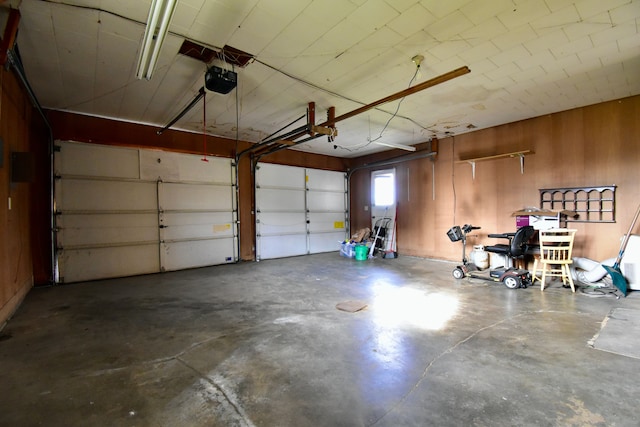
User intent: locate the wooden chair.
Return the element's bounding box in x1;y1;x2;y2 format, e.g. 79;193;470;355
534;228;577;292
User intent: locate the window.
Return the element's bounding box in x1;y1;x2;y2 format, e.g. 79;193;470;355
372;170;395;207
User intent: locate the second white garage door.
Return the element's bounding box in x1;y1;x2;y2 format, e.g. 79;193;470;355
255;163;347;260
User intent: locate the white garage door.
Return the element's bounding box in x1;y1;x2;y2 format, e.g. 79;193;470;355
255;163;347;260
55;141;236;283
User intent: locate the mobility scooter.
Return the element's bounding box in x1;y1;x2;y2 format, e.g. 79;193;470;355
447;224;533;289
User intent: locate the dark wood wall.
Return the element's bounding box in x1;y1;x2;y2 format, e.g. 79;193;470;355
350;95;640;263
0;66;48;325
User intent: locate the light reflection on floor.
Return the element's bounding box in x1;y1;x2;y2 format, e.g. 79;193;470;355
370;281;460;331
362;281;461;390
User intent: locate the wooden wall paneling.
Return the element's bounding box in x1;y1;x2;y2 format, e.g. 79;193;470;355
347;169;370;233
349;95;640;263
237;154;254;260
398;157;433;256
0;67;35;325
29;110;51;285
579;99;637;261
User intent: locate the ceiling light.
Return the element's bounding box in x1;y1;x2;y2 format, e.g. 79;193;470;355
412;54;425;68
374;140;416;152
136;0;177;80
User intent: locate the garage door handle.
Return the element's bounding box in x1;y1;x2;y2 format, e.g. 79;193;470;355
159;225;168;229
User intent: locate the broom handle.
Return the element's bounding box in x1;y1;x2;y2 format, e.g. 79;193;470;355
615;204;640;265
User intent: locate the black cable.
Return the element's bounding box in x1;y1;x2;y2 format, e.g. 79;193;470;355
367;65;420;144
37;0;448;140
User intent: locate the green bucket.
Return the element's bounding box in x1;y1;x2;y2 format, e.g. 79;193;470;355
354;245;368;261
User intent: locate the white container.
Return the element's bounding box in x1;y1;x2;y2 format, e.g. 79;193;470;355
489;252;508;269
471;245;489;269
621;235;640;290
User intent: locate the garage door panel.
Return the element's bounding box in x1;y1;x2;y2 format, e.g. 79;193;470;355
140;150;232;183
56;142;140;179
308;212;346;233
58;213;158;247
59;244;160;283
258;235;307;259
257;163;305;188
58;179;157;212
257;212;306;235
256;164;347;260
256;188;305;211
307;191;345;212
160;212;234;240
306;169;345;191
161;238;235;271
310;232;345;253
160;183;232;211
56;141;237;282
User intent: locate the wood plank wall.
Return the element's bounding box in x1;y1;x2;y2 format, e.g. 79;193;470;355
350;95;640;264
0;67;42;325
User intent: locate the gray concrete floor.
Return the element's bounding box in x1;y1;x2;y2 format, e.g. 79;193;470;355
1;253;639;427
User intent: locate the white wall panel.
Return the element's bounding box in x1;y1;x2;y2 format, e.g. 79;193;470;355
309;232;345;253
57;179;157;212
256;163;305;188
307;212;345;233
307;191;345;212
256;188;305;211
140;150;232;183
306;168;345;191
257;212;307;236
160;212;234;241
161;238;236;271
160;182;232;211
57;213;158;246
56;141;140;179
258;235;308;259
59;244;159;283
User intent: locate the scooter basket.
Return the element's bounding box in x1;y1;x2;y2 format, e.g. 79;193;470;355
447;226;463;242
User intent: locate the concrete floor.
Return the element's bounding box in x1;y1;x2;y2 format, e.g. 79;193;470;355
1;253;639;426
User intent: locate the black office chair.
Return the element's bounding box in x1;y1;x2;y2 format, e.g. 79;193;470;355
484;226;535;268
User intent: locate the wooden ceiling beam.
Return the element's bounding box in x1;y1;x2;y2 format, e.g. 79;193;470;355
0;8;21;66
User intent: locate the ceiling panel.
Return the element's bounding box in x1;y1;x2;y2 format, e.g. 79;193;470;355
9;0;640;158
386;3;435;37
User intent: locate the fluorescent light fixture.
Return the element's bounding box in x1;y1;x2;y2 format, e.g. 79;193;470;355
373;140;417;152
136;0;177;80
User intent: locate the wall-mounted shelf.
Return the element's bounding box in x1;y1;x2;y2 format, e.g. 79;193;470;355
456;150;532;179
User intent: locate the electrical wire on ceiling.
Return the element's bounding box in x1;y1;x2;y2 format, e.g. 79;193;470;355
252;58;428;129
329;64;421;152
366;64;420;144
36;0;443;141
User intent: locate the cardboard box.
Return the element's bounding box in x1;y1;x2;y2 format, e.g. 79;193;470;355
512;209;577;230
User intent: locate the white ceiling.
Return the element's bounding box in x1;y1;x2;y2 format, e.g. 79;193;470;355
9;0;640;158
